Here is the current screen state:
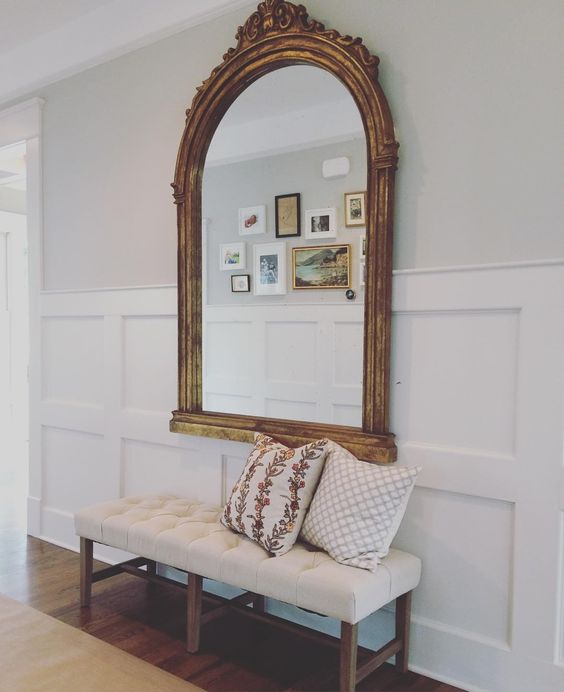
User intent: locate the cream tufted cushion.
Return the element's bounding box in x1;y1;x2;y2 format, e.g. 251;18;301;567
75;495;421;624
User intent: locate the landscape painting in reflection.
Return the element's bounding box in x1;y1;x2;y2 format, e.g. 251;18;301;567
292;245;350;289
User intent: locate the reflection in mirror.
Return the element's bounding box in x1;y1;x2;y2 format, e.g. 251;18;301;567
202;66;367;427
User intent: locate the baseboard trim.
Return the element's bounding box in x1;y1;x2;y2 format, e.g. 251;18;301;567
26;495;41;537
408;663;487;692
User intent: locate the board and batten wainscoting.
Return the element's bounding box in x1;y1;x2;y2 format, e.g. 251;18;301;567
33;261;564;692
202;303;365;425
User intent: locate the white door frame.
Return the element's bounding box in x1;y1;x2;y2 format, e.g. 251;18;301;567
0;97;44;536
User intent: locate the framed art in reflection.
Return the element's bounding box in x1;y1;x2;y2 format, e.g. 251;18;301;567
304;208;337;240
219;242;246;271
253;242;286;295
292;244;351;289
275;193;301;237
231;274;251;292
239;205;266;236
344;191;366;227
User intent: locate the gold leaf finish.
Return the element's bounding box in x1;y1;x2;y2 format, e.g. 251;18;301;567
171;0;399;463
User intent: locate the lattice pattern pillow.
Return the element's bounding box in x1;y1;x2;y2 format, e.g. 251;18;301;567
300;442;420;571
221;433;329;555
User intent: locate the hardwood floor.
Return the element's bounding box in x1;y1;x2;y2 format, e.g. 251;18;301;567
0;491;463;691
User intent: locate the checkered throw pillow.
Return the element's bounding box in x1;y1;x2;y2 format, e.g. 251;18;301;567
221;433;329;555
300;442;420;571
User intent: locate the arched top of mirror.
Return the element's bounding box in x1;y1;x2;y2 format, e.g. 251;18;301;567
170;0;399;463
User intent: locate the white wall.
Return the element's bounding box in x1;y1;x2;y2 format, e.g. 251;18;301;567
32;0;564;290
7;1;564;691
0;187;26;215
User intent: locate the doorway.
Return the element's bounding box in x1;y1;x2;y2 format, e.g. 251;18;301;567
0;141;28;531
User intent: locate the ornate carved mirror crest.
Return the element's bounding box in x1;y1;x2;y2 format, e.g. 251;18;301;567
170;0;399;463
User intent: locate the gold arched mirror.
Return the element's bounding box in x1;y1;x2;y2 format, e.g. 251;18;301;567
170;0;398;463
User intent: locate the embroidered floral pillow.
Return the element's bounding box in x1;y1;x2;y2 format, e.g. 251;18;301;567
221;433;329;555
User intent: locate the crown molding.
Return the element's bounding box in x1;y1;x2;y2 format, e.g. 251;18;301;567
0;0;253;107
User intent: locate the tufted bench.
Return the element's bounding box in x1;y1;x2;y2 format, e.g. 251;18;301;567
75;495;421;691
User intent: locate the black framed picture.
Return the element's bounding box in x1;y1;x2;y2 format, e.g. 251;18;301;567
231;274;251;292
275;192;301;237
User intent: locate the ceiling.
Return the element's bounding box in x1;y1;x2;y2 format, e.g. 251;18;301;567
206;66;364;165
0;0;114;55
0;0;251;106
219;67;354;125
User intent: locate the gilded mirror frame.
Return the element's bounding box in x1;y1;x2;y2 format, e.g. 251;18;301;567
170;0;399;463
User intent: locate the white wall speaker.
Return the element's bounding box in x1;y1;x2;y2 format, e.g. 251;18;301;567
322;156;350;179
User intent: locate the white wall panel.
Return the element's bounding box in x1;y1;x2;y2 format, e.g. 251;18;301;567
395;487;514;645
391;310;519;455
222;454;247;505
123;315;176;412
205;321;252;379
42;316;103;405
42;426;107;511
332;403;362;427
266;321;317;384
205;393;253;416
122;438;222;504
333;321;363;387
265;397;317;421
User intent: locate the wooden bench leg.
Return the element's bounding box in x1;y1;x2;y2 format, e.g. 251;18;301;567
395;590;412;673
187;572;203;653
253;594;266;613
340;622;358;692
79;537;93;607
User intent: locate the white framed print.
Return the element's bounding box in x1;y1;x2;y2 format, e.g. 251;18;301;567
253;242;286;295
219;242;246;271
239;205;266;236
304;207;337;240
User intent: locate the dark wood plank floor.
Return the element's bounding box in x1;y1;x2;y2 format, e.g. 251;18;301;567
0;492;463;691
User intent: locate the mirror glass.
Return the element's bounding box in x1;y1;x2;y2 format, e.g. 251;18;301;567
202;66;367;426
